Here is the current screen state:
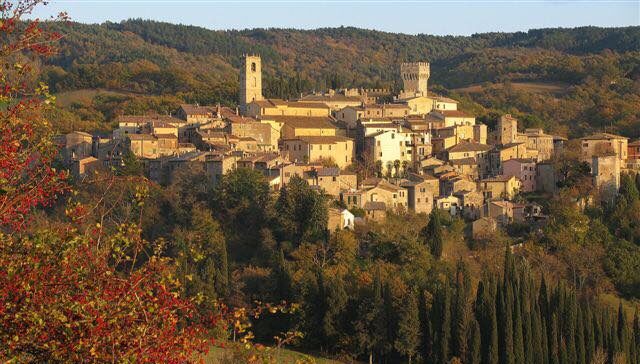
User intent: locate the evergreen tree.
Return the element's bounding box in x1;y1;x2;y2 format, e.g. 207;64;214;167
435;282;451;364
575;306;586;364
452;262;470;360
466;319;481;364
549;314;560;364
531;302;545;364
421;209;444;259
395;290;421;364
272;248;293;301
513;292;525;364
633;310;639;364
419;290;433;363
583;305;595;364
498;283;514;364
563;292;577;364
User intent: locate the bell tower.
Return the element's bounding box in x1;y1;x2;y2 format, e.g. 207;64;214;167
240;54;263;113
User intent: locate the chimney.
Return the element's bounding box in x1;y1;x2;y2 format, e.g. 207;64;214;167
235;107;239;115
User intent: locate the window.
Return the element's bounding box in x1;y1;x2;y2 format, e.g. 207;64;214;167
332;177;337;182
251;62;256;72
393;194;397;198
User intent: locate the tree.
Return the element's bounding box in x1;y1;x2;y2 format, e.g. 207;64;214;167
275;175;328;246
173;205;228;306
395;290;420;363
0;0;68;230
118;149;143;176
421;209;444;259
212;168;273;262
0;3;209;361
466;319;482;364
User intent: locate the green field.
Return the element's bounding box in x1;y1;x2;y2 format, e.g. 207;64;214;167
200;345;344;364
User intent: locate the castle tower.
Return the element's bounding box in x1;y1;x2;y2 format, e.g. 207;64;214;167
497;114;519;145
400;62;430;97
240;54;263;113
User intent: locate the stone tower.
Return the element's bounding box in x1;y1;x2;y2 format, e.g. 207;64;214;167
496;114;519;145
400;62;430;96
240;54;263;113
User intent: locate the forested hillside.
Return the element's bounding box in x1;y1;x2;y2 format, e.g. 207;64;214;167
42;21;640;138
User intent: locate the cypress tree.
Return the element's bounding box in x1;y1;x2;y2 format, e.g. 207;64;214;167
395;290;420;364
452;262;469;360
616;303;629;362
531;302;544;364
538;276;549;324
541;319;549;364
418;290;433;363
582;305;594;364
576;305;586;364
593;308;603;353
435;282;452;364
513;294;525;364
549;313;559;364
273;248;292;301
523;306;534;364
421;209;444;259
466;318;481;364
475;279;498;364
632;310;639;364
498;283;514;364
563;292;577;364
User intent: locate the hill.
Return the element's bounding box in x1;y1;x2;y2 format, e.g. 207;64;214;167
42;21;640;138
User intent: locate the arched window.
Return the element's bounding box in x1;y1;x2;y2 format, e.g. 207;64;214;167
251;62;256;72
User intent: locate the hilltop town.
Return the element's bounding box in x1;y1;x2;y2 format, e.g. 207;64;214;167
59;54;636;238
3;0;640;361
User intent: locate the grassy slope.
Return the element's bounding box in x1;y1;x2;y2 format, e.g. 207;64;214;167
200;345;344;364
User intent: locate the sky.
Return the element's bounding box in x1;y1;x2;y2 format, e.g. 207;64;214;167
31;0;640;36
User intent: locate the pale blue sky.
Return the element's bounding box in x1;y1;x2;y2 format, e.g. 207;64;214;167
32;0;639;35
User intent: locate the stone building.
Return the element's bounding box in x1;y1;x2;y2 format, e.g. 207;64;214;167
398;62;430;99
239;55;263;113
281;136;355;169
581;133;628;165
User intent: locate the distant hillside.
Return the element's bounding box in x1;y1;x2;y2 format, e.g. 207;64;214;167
43;21;640;138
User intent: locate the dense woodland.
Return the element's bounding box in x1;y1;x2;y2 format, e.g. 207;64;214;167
2;8;640;363
41;21;640;138
42;159;640;363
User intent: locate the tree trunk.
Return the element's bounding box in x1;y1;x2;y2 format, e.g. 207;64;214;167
369;352;373;364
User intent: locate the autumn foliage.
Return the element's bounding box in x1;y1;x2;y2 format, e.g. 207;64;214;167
0;1;210;362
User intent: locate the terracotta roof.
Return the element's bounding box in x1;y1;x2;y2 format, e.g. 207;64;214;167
364;201;386;211
503;158;536;164
300;94;362;102
581;132;628;141
180;104;218;116
251;99;330;109
117;115;184;125
154;133;178;139
291;136;353;144
434;110;473;118
127;133;156;141
316;167;340;177
497;142;526;150
361;177;383;186
448;142;493;153
450;157;477;165
482;175;516;183
434;96;459;103
226;115;258;123
260;115;335;129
